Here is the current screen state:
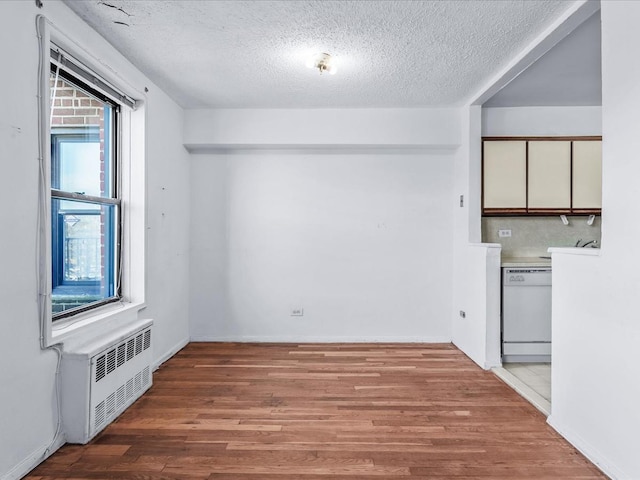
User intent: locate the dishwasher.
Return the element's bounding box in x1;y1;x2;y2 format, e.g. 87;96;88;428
502;267;552;363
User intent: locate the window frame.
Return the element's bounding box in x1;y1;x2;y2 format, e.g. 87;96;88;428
37;14;147;348
49;58;123;320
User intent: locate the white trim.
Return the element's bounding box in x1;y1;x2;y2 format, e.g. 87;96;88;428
153;337;189;371
468;242;502;249
185;144;460;155
483;358;502;370
0;436;66;480
190;335;452;343
37;15;147;348
547;415;626;480
50;301;145;344
36;14;54;348
548;247;601;257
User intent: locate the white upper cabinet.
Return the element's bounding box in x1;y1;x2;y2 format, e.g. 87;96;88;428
483;141;527;210
573;140;602;209
482;138;602;215
528;141;571;210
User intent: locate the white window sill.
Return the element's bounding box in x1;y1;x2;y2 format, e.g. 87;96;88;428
48;301;146;348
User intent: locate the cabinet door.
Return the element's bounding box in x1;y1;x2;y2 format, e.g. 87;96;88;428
573;140;602;210
528;141;571;210
483;141;526;210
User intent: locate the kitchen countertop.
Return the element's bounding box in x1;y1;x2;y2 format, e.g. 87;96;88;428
501;256;552;268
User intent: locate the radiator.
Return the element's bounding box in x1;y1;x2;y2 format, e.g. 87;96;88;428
61;319;153;444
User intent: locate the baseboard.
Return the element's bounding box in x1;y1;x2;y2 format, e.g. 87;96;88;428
1;435;66;480
484;358;502;370
153;336;189;371
189;335;451;343
547;415;626;480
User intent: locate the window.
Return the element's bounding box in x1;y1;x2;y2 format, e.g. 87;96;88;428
49;49;124;319
37;18;144;344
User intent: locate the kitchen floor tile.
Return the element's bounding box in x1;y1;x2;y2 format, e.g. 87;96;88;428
503;362;551;402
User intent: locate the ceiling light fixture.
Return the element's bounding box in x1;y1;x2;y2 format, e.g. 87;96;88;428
306;52;337;75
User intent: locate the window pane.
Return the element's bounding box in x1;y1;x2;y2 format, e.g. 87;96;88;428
50;70;113;198
51;198;118;316
62;212;101;282
58;141;102;196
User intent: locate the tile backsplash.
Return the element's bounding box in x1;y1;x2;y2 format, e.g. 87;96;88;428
482;216;602;257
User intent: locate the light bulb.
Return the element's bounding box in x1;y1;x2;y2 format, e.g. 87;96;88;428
306;52;337;75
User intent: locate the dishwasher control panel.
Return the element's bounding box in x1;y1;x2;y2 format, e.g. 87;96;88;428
503;268;551;286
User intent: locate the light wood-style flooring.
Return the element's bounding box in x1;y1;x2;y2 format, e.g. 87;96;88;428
27;343;607;479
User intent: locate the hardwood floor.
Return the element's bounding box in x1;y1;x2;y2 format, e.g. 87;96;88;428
27;343;607;479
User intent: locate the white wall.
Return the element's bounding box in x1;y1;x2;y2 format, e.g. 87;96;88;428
188;109;460;342
184;108;460;149
547;2;640;478
451;106;502;369
482;106;602;136
0;3;55;476
451;238;502;370
0;2;190;478
143;88;191;365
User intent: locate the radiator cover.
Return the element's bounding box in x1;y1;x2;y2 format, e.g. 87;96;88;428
61;318;153;444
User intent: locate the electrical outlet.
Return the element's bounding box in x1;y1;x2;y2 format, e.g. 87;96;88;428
498;229;512;238
459;310;466;318
291;308;304;317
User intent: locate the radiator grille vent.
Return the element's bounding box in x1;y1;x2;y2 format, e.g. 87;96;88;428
105;392;116;417
117;385;125;409
127;338;135;360
106;349;116;375
94;328;152;383
95;401;105;428
135;334;143;355
134;371;142;392
126;378;134;400
95;355;106;382
117;344;126;367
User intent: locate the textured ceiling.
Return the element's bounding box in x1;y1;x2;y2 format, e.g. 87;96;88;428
62;0;576;109
485;9;601;107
